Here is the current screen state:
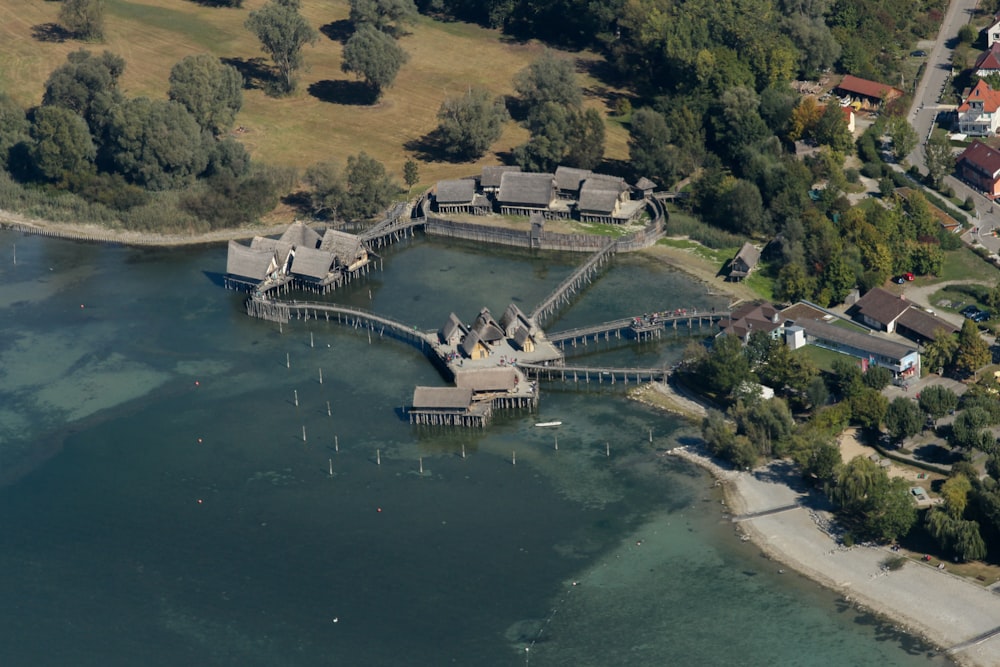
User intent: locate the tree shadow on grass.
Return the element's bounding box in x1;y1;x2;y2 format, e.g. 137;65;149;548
403;128;457;163
320;19;354;44
221;56;271;91
308;80;377;106
32;23;72;43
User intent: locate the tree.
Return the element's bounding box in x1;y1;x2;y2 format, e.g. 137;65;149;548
861;365;892;390
850;388;888;429
403;158;419;189
168;55;244;135
435;88;509;160
514;103;605;171
343;152;399;219
42;50;125;132
926;507;986;561
918;385;958;419
955;318;990;377
513;51;581;117
304;161;347;219
702;333;753;400
348;0;418;36
924;130;956;188
813;101;853;153
887;117;918;162
628;108;678;186
106;98;210;190
884;397;923;442
0;92;29;170
59;0;105;41
341;25;408;99
922;331;958;374
788;96;821;141
245;0;319;95
830;456;916;542
29;106;96;182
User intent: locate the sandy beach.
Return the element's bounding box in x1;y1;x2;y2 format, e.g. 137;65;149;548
668;445;1000;667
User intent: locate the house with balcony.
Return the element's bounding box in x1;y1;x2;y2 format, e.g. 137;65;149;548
957;80;1000;136
956;140;1000;198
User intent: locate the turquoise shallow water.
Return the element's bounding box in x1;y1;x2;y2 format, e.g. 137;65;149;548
0;230;951;666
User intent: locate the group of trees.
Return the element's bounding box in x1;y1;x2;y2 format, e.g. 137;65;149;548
686;325;1000;551
304;152;401;220
341;0;416;100
0;49;282;227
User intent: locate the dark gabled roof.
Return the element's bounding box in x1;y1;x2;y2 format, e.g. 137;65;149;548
554;166;591;192
633;176;657;191
512;326;533;349
958;140;1000;177
721;301;782;337
795;317;917;361
436;179;477;204
732;242;761;272
835;75;903;101
226;240;275;281
585;173;627;191
319;229;365;263
577;186;620;214
480;165;520;188
439;312;467;342
460;329;488;356
279;220;322;249
975;43;1000;71
289;247;334;279
497;172;555;206
851;287;911;326
472;307;505;342
895;308;959;341
454;367;518;392
412;386;473;409
499;303;530;332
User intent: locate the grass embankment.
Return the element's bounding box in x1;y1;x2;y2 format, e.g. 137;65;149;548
0;0;629;191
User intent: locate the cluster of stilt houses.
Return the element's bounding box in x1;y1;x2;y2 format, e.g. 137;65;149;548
433;165;654;224
224;221;373;294
410;304;553;427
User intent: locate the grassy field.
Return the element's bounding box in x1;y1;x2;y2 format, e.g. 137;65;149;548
0;0;629;190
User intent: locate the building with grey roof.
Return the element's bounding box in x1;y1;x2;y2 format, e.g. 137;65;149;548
729;242;761;281
480;166;521;193
435;179;490;214
289;247;335;283
225;241;279;289
279;220;322;250
319;229;370;272
791;317;920;380
497;172;557;216
554;166;592;197
439;313;467;346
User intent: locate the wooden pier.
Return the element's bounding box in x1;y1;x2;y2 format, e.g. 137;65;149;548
546;312;726;348
518;363;669;385
529;239;617;328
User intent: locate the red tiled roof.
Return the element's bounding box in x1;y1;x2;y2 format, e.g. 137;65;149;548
958;79;1000;113
958;140;1000;177
975;43;1000;71
835;74;903;101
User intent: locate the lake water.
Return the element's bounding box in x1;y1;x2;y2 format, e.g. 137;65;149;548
0;230;951;666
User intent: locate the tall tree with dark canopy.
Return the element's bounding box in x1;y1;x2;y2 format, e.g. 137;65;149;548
245;0;318;95
168;55;244;136
341;25;408;100
342;152;399;219
349;0;418;36
628;108;678;187
29;106;96;182
435;88;509;160
42;50;125;134
0;93;29;171
106;98;210;190
514;103;604;171
884;397;923;443
59;0;105;42
513;51;581;118
955;319;991;378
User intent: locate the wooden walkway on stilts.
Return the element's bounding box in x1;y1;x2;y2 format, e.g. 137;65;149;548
518;363;669;385
246;295;435;349
529;238;617;328
546;312;727;348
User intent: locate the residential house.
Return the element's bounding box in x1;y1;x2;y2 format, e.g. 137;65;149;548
956;140;1000;198
460;329;490;359
975;43;1000;78
499;303;532;337
988;13;1000;47
833;75;903;110
728;242;761;281
849;287;912;333
957;80;1000;136
719;301;784;341
439;312;467;346
470;307;505;344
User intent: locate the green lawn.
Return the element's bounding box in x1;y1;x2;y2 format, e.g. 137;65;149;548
939;246;998;282
793;344;853;372
657;237;736;265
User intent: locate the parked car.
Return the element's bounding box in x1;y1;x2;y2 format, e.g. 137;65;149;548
962;305;980;318
893;276;905;284
911;50;927;57
974;310;991;322
903;272;915;281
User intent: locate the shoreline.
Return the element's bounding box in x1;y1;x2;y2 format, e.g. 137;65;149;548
666;443;1000;667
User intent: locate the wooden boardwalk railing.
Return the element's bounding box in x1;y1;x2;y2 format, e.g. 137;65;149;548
529;238;617;328
546;312;726;347
518;363;669;385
